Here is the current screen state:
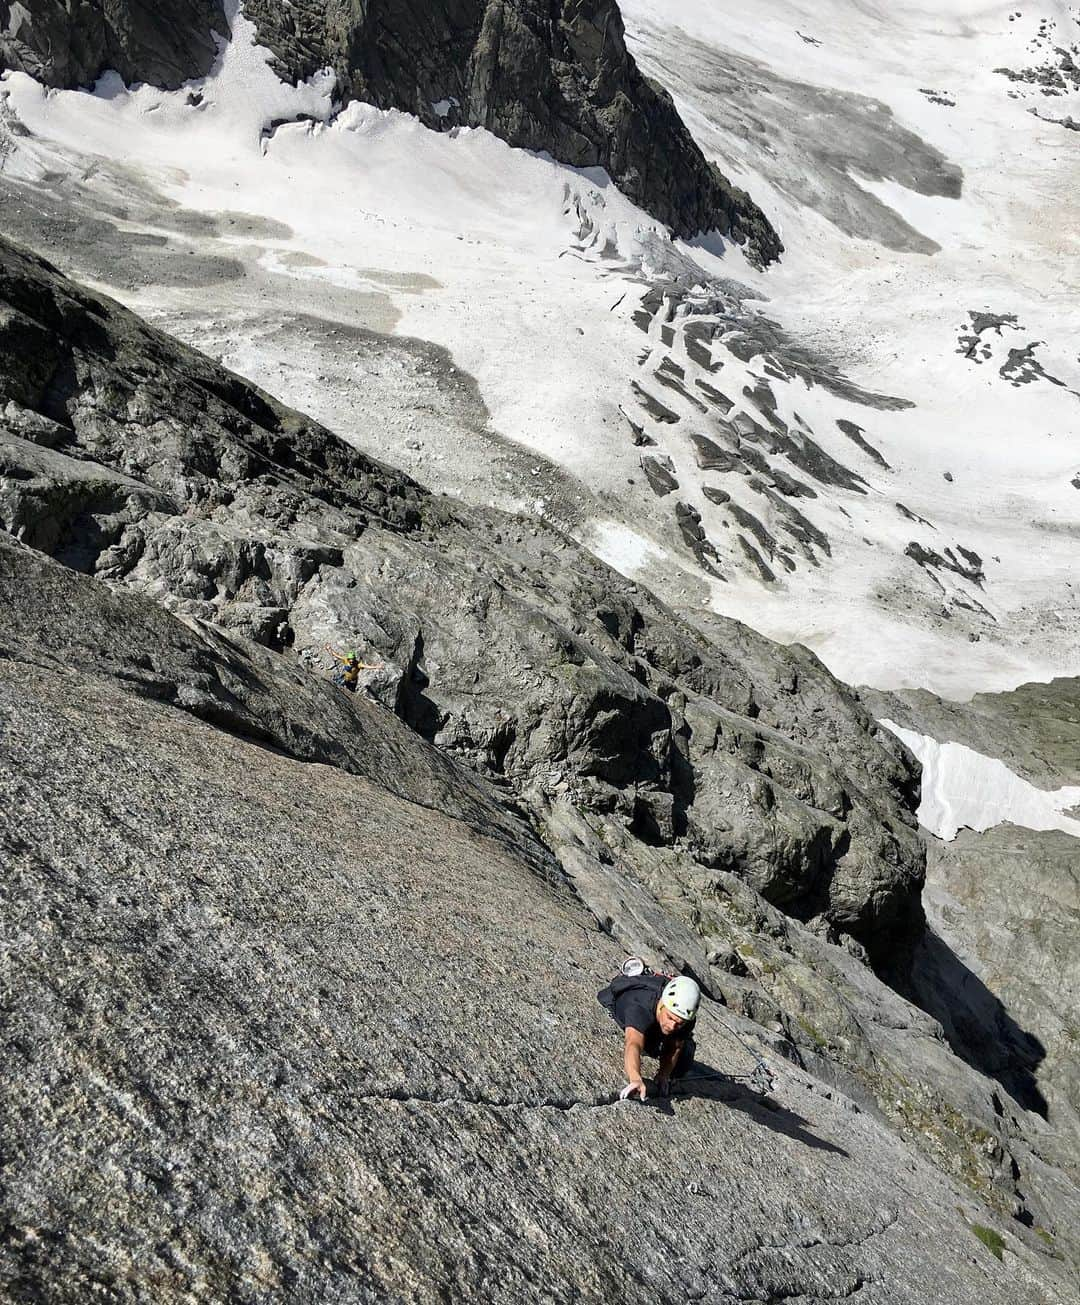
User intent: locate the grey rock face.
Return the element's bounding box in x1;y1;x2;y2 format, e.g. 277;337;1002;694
863;678;1080;1229
2;236;1079;1299
0;0;227;89
919;824;1080;1129
0;535;544;873
0;234;921;958
1;542;1067;1303
680;847;1080;1277
856;680;1080;1270
864;679;1080;790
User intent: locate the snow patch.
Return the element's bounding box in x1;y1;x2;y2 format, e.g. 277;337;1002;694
880;720;1080;842
4;0;1080;699
588;522;666;575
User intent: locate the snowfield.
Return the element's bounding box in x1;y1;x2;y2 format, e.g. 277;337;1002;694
1;0;1078;700
882;719;1080;842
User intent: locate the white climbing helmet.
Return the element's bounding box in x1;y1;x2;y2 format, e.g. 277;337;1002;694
661;975;701;1023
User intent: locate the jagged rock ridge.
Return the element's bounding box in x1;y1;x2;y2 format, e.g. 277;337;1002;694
243;0;780;260
0;0;781;263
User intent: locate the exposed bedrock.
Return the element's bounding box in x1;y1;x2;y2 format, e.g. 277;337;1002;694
864;679;1080;791
3;235;1080;1293
2;541;1070;1303
0;233;917;959
0;0;228;89
917;824;1080;1128
865;679;1080;1150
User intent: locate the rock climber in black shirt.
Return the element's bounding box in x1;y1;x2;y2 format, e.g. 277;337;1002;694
597;969;701;1101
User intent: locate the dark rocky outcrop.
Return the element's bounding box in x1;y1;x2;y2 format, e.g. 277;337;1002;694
904;541;984;587
242;0;780;260
639;452;678;496
0;0;227;89
0;0;781;262
0;233;921;958
836;418;891;471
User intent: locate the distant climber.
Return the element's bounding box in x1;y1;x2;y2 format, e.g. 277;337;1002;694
325;644;382;693
598;963;700;1101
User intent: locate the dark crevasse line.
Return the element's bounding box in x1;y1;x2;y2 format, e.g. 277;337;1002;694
341;1071;761;1116
344;1087;622;1113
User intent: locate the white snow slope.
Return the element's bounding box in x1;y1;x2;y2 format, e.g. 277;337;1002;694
1;1;1079;699
882;720;1080;840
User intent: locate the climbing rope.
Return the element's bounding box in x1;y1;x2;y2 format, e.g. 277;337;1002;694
709;1007;776;1094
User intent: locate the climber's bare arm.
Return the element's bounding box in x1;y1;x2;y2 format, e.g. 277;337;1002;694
622;1027;647;1100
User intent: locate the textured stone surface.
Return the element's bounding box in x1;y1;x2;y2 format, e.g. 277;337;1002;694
859;679;1080;1272
0;579;1065;1303
0;0;227;89
0;234;923;957
3;235;1079;1298
0;537;543;871
920;824;1080;1130
864;677;1080;1241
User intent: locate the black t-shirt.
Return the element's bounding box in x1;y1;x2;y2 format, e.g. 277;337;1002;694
598;974;687;1051
612;974;665;1035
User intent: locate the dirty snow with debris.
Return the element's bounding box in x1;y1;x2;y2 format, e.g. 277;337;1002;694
1;0;1079;701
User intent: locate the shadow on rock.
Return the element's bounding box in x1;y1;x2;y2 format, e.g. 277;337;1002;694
898;928;1048;1119
667;1064;850;1157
